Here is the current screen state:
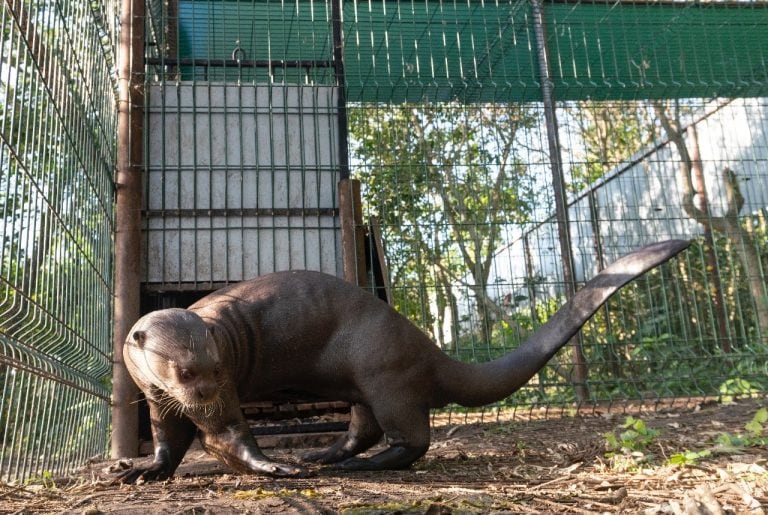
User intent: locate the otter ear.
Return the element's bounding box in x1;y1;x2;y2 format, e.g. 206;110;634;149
131;330;147;348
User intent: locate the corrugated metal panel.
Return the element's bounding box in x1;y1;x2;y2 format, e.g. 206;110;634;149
144;83;342;287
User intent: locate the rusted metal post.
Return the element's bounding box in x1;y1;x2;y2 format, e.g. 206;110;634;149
531;0;589;402
111;0;144;458
332;0;350;181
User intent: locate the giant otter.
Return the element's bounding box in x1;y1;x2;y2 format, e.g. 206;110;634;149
117;239;689;483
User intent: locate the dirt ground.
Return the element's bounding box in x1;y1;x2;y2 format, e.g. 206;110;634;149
1;398;766;514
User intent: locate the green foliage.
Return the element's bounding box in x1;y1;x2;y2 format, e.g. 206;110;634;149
565;101;654;193
719;378;764;403
716;408;768;448
604;416;659;454
745;408;768;438
667;408;767;467
667;449;712;466
603;416;660;471
715;432;750;449
350;103;541;343
24;470;56;488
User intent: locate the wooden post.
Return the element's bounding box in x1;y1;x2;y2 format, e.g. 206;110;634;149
339;179;366;286
111;0;144;459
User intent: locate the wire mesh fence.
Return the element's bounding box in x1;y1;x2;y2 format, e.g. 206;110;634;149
345;1;768;409
0;0;118;482
353;97;768;408
139;0;768;411
3;0;768;483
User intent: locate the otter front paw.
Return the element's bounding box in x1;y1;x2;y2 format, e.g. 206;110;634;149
113;462;174;484
255;461;314;478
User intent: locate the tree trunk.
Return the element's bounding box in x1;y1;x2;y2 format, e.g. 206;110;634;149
688;128;730;352
654;103;768;348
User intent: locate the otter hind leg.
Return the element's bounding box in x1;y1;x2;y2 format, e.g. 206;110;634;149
332;405;430;471
302;404;383;464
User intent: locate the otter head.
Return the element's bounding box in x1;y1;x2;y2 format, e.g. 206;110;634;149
124;309;224;412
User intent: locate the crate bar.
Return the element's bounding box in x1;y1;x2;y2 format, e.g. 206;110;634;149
145;57;332;68
143;208;340;217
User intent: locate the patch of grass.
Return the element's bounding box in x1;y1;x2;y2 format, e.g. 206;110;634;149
719;378;764;403
716;407;768;449
666;449;712;466
604;416;659;471
667;407;767;466
24;470;56;489
604;416;659;454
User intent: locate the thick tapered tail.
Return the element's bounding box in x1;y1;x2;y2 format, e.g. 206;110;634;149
440;240;691;407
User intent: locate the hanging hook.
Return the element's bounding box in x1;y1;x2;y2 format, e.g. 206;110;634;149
232;40;245;62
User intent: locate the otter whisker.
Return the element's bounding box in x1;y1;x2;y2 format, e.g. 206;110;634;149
157;401;170;418
154;389;186;420
215;397;225;416
157;397;175;419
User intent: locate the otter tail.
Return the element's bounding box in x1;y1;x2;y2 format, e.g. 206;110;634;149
439;240;690;407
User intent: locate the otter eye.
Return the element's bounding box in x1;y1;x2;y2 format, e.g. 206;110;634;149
179;369;195;382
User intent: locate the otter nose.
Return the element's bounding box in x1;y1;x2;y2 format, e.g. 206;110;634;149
195;382;218;403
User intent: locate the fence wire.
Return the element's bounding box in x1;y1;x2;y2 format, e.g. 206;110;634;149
0;0;118;482
344;1;768;410
140;0;768;413
3;0;768;483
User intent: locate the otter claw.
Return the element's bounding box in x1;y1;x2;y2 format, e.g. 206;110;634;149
113;469;147;485
261;463;313;478
112;463;173;485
